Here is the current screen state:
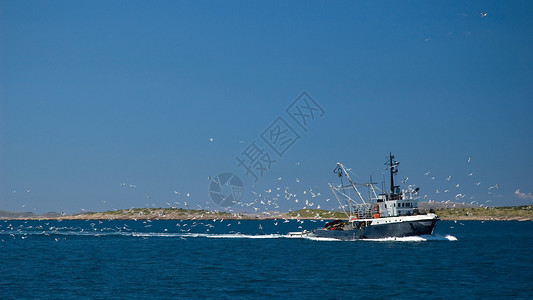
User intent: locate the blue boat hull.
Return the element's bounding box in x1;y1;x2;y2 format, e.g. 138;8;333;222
311;218;439;240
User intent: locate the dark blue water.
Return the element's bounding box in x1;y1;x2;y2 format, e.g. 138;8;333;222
1;219;532;299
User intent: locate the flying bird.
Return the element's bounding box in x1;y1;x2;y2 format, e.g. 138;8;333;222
480;12;487;17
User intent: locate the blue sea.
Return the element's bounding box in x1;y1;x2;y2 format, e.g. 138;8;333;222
1;219;532;299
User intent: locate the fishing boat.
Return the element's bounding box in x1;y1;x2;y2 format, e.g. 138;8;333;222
292;153;439;240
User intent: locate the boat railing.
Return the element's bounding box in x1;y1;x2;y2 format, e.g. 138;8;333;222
351;203;373;219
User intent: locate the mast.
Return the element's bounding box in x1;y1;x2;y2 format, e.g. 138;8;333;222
388;153;399;199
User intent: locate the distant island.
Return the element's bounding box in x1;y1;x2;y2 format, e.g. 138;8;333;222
1;203;532;221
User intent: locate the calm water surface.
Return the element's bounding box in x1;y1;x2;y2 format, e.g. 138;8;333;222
1;219;532;299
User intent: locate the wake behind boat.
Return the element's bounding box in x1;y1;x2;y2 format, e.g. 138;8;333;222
291;153;439;240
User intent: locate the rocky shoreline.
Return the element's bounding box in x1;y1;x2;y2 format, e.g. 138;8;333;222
2;206;532;221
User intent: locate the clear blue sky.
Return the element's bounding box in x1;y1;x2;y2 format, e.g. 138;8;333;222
1;0;532;214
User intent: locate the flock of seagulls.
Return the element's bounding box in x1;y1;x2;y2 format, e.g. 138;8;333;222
6;153;509;215
424;10;488;43
2;218;324;243
112;152;506;216
4;133;514;215
109;159;338;216
422;156;502;208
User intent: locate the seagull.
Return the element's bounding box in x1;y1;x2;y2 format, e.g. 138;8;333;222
446;176;452;181
186;193;190;197
401;177;408;184
424;171;431;176
480;12;487;17
209;138;214;142
468;173;473;176
120;183;126;187
467;157;471;163
296;178;300;183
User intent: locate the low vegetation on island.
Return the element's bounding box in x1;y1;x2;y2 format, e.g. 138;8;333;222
1;205;532;221
432;205;533;221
